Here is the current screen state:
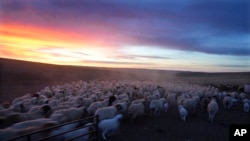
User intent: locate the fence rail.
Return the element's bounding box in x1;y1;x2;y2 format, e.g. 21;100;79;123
5;116;99;141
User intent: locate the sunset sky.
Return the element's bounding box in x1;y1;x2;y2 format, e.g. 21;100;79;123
0;0;249;72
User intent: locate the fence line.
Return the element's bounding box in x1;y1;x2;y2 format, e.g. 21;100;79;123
5;116;99;141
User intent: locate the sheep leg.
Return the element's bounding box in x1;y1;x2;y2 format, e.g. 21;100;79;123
130;115;136;124
210;114;214;122
158;108;161;116
155;109;158;117
150;109;154;118
208;113;214;122
183;115;186;122
152;109;156;117
131;114;137;123
102;132;107;140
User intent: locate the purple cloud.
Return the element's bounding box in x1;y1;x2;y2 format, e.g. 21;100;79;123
1;0;249;55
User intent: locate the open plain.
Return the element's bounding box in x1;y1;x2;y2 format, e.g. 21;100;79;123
0;58;250;141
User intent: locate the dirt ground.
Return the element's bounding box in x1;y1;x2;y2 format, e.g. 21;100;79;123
108;101;250;141
1;58;250;141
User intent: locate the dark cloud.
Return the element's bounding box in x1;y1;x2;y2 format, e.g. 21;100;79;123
1;0;249;55
183;1;249;34
217;64;250;68
131;55;172;60
82;60;153;66
114;54;172;60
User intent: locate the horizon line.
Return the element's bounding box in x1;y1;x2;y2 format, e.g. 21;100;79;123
1;57;249;74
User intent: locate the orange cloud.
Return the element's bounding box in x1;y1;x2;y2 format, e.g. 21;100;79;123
0;23;99;47
0;23;116;65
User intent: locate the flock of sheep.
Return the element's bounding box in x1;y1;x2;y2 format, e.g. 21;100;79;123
0;80;249;141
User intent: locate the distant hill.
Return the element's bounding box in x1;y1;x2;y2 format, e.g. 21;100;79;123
0;58;249;103
0;58;178;82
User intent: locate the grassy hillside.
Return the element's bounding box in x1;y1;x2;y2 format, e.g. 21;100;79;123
1;58;249;103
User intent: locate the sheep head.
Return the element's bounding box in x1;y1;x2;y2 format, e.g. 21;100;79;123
81;107;88;118
41;105;52;117
115;104;123;113
108;96;117;106
13;102;27;113
115;114;123;121
76;97;84;107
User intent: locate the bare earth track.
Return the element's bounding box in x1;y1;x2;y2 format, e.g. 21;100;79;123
0;58;250;141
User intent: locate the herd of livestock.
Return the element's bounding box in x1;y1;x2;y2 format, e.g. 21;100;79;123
0;80;249;141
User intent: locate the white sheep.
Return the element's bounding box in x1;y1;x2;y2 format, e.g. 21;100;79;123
50;122;94;141
0;127;38;141
223;96;232;110
145;94;158;103
131;99;146;105
178;104;188;122
239;93;247;101
0;128;26;141
0;101;27;117
229;92;238;99
163;102;169;112
131;98;149;113
127;103;145;123
50;107;87;124
200;97;210;111
242;98;249;104
27;104;51;114
49;122;80;141
243;102;249;113
0;102;10;109
94;105;122;121
207;99;218;122
39;86;54;98
223;96;238;110
87;99;109;116
48;99;58;107
60;101;80;108
0;119;57;141
98;114;123;140
63;123;94;141
119;93;130;101
11;94;31;105
166;93;177;106
10;118;58;130
76;97;95;108
0;105;3;111
0;105;52;129
149;98;165;117
177;94;191;105
28;93;48;105
182;97;199;115
52;103;71;109
115;102;129;115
